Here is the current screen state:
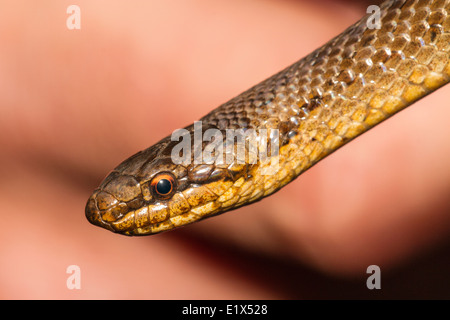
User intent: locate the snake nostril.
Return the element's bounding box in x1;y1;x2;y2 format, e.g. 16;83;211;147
96;191;119;210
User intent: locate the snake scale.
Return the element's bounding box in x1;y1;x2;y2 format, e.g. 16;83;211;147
86;0;450;236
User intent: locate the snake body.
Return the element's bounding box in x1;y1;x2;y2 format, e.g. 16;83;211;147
86;0;450;236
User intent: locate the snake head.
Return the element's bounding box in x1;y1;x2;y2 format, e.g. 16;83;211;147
85;137;183;235
85;133;259;236
85;120;287;236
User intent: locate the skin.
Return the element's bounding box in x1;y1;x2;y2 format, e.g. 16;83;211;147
1;0;450;299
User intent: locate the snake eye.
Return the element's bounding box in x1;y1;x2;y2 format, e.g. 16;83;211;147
150;173;176;199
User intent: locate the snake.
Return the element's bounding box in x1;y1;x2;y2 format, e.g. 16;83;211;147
85;0;450;236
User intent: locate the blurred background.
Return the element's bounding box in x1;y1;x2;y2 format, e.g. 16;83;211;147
1;0;450;299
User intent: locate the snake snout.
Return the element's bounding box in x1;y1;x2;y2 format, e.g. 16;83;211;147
85;195;97;224
86;173;143;233
85;193;115;232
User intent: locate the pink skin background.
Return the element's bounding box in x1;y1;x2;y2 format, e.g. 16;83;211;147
1;0;450;299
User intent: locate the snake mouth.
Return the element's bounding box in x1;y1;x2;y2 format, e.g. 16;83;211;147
85;191;219;236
